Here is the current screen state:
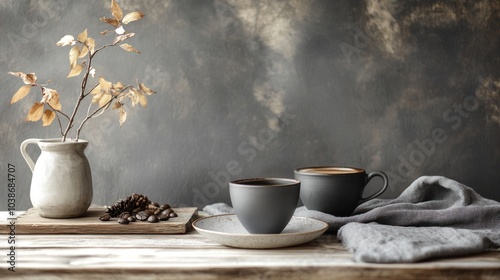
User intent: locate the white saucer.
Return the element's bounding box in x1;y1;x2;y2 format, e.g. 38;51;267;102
192;214;329;249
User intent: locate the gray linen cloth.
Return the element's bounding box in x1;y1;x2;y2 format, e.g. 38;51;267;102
203;176;500;263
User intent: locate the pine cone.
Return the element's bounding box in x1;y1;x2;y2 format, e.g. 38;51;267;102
105;193;151;217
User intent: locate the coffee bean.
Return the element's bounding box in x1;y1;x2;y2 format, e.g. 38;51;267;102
153;208;161;215
160;204;171;211
162;208;174;215
169;212;178;218
119;212;131;219
118;217;130;224
137;211;151;220
146;204;157;210
157;213;170;221
99;214;111;221
151;202;160;207
135;211;151;221
127;216;136;222
148;215;159;223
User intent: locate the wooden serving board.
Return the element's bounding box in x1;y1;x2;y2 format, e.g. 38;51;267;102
0;206;198;234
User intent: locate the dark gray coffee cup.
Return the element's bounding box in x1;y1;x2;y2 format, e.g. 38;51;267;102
229;178;300;234
294;167;388;216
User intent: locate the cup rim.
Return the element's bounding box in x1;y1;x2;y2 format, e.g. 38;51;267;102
294;166;365;176
230;177;300;187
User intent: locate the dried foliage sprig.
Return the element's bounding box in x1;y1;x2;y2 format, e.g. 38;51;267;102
8;0;155;142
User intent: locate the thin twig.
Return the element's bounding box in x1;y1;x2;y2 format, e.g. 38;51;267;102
47;103;71;121
54;111;64;137
62;44;95;142
83;83;100;98
90;104;110;119
75;97;114;139
86;100;93;117
91;44;113;57
75;86;131;141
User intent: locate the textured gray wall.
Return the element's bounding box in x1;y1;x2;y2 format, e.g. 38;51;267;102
1;0;499;211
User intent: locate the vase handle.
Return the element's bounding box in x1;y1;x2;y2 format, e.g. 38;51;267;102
20;139;41;173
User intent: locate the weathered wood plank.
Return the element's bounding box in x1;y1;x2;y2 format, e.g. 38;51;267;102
2;211;500;279
0;206;198;234
2;233;499;279
5;268;500;280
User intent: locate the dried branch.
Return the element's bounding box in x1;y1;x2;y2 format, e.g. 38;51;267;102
75;86;130;141
54;112;64;137
7;0;154;142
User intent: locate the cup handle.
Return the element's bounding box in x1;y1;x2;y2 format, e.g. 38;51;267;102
359;171;388;204
20;139;41;173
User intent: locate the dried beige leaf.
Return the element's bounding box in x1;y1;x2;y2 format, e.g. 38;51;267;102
122;12;144;24
111;0;123;21
40;88;52;104
8;71;37;84
120;43;140;54
25;73;37;84
56;35;76;46
127;88;146;108
69;46;80;68
113;81;124;91
42;88;62;110
8;71;25;78
67;64;84;78
100;30;112;35
79;45;89;58
26;102;44;122
128;88;139;107
117;93;126;102
113;101;127;127
118;106;127;126
77;29;88;42
10;85;32;104
92;92;102;104
138;90;147;108
99;77;112;92
139;82;155;95
84;38;95;54
42;110;56;126
113;33;135;45
112;101;122;109
99;92;112;107
100;17;120;27
49;98;62;111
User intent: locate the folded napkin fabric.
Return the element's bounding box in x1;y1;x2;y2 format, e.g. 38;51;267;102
338;222;495;263
203;202;235;215
203;176;500;263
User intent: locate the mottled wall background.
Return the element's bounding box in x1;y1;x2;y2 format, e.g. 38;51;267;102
1;0;499;211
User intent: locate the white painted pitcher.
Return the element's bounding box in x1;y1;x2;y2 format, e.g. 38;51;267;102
20;138;93;218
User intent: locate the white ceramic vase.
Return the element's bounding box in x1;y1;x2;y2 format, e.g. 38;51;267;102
20;138;93;218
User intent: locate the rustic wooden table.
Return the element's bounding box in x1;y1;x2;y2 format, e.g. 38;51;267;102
2;212;500;279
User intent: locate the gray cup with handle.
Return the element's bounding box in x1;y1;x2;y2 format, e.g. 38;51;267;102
294;166;388;217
